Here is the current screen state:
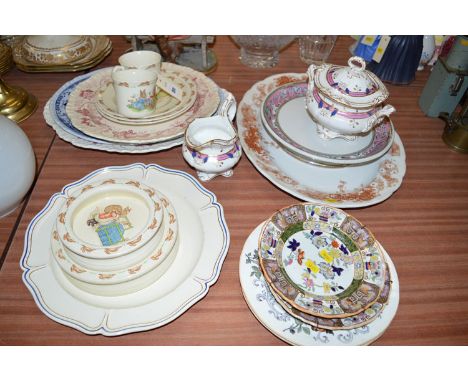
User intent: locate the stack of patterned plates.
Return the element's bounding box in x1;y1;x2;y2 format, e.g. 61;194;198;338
239;203;399;345
13;35;112;73
21;163;229;335
0;42;13;75
44;63;230;153
237;73;407;208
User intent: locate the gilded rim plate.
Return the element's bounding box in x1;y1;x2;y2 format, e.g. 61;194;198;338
95;72;197;125
261;82;394;166
43;69;233;153
259;203;387;319
66;63;220;144
237;72;406;208
239;222;399;345
20;163;229;336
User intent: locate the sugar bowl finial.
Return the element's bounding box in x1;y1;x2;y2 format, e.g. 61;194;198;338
182;93;241;182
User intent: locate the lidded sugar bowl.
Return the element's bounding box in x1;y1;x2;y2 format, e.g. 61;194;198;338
306;56;396;140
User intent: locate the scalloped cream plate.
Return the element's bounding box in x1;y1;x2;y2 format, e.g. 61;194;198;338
20;163;229;336
239;222;399;346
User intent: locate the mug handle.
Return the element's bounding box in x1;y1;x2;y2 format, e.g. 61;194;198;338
112;65;125;75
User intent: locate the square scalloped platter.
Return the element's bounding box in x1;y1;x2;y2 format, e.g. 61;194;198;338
20;163;229;336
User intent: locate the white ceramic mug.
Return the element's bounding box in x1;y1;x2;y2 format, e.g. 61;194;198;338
111;68;158;118
117;50;162;73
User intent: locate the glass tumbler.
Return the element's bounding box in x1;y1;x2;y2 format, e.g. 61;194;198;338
298;35;337;65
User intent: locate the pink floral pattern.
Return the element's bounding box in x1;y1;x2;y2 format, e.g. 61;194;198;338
66;64;220;144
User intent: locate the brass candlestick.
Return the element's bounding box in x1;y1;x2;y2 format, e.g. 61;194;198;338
0;78;38;123
0;41;37;123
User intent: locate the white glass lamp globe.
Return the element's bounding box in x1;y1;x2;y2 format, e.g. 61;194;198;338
0;116;36;217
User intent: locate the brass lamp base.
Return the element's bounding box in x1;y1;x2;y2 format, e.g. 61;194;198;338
0;78;37;123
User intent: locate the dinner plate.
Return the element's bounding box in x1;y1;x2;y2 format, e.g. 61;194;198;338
43;69;234;153
20;163;229;336
66;63;220;144
237;72;406;208
259;203;387;319
95;72;197;125
261;82;394;166
239;222;399;345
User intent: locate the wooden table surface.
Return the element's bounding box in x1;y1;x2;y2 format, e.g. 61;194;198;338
1;35;467;345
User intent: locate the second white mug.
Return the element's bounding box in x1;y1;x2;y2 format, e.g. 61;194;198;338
117;50;162;73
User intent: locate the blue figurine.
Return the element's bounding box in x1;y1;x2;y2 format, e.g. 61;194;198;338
366;36;424;85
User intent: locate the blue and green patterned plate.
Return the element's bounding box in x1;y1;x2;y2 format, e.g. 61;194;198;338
259;203;387;319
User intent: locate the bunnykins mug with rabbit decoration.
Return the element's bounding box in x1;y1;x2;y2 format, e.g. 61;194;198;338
111;68;158;118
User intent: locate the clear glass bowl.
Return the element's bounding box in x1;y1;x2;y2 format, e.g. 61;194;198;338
231;35;296;68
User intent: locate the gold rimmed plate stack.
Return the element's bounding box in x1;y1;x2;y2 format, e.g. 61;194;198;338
239;202;400;345
13;35;112;73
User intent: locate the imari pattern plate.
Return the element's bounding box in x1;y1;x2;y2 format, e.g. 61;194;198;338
240;222;399;346
259;203;387;319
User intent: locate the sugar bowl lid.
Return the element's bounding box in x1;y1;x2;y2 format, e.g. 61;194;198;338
313;56;389;108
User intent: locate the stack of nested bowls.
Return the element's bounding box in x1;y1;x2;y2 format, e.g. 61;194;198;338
258;202;394;333
260;56;396;190
51;178;179;297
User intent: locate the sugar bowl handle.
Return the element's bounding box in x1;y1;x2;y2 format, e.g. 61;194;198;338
365;104;396;132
